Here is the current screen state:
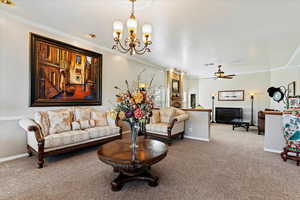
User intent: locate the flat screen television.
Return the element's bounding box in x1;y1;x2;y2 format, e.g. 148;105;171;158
215;107;243;124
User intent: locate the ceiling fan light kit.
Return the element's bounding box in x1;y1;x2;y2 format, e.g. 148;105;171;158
112;0;152;56
0;0;15;6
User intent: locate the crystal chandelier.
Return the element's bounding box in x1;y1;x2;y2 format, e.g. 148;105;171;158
112;0;152;56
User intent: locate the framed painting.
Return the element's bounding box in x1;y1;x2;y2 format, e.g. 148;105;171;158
30;33;102;107
172;79;180;93
218;90;244;101
288;81;296;97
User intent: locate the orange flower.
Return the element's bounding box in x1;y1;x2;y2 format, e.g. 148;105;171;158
133;91;144;104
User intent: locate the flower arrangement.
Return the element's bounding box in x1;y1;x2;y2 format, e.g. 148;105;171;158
112;79;154;125
110;73;155;148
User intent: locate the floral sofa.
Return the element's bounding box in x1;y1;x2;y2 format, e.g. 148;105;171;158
19;107;122;168
145;107;189;145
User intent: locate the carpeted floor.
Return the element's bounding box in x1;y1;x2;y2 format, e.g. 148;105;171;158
0;124;299;200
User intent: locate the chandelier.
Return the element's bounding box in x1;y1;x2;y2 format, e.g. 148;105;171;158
112;0;152;56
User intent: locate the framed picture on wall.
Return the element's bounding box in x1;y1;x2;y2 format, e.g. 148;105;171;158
218;90;245;101
288;81;296;97
172;79;180;93
30;33;102;107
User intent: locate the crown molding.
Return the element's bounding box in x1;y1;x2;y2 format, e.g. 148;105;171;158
0;9;165;71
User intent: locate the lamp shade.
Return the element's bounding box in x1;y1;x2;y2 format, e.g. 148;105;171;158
113;21;123;32
113;21;123;39
142;24;152;35
127;15;137;33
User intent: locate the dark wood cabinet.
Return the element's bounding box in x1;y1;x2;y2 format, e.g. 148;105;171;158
257;111;265;135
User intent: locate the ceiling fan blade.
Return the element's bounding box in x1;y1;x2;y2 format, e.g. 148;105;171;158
201;77;216;79
222;76;233;79
226;74;236;77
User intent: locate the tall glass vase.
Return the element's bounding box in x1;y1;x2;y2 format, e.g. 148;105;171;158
130;122;139;150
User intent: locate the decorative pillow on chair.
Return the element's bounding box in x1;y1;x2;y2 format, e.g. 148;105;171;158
47;110;72;134
91;110;108;127
34;111;50;137
160;108;176;123
74;108;91;121
151;110;160;124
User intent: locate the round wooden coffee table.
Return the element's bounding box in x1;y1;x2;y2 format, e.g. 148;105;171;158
97;137;168;191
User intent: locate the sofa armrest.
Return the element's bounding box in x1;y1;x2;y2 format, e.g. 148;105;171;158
174;114;189;123
19;119;44;143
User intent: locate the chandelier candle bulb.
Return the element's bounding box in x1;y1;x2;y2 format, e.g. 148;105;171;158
113;21;123;39
142;24;152;35
127;15;138;33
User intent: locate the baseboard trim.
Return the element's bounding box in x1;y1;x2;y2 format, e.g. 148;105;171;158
0;153;29;163
185;136;210;142
264;148;282;154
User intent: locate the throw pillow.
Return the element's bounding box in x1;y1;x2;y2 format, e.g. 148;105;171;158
151;110;160;124
79;120;91;129
71;121;81;130
160;108;176;123
74;108;91;121
34;112;50;137
91;110;108;127
90;120;96;128
48;110;72;134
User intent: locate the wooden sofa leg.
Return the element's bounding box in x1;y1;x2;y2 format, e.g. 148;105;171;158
38;152;44;168
181;132;184;140
37;141;45;168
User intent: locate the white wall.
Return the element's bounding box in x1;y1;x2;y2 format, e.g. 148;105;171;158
0;13;165;158
198;72;271;124
269;67;300;110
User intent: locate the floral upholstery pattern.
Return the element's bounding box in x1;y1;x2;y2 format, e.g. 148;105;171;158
44;130;89;148
79;120;91;129
160;108;176;123
71;121;81;130
146;121;185;136
47;110;72;134
34;112;50;137
91;110;108;127
283;114;300;151
151;110;160;124
74;108;91;121
86;126;120;139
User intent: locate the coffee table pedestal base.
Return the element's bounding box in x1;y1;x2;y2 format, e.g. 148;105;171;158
111;168;158;191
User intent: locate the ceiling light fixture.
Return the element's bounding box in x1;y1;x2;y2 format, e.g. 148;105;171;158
0;0;15;6
112;0;152;56
88;33;96;39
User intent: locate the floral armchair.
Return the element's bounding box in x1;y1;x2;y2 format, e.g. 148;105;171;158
281;112;300;166
145;107;189;145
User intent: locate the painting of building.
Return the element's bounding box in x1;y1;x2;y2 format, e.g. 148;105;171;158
30;34;102;106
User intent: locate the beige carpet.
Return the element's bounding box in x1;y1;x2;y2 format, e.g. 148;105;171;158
0;124;299;200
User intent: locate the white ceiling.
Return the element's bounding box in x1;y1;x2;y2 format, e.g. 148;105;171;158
2;0;300;77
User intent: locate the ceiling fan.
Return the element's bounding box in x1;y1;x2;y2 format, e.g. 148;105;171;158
210;65;236;79
0;0;15;6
